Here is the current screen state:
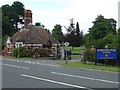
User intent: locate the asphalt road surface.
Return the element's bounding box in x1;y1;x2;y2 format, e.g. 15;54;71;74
1;58;119;89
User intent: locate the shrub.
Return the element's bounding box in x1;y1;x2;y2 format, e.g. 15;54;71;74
32;48;52;58
83;48;95;62
12;48;18;58
12;47;30;58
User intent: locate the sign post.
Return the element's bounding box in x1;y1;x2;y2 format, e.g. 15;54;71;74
64;42;69;64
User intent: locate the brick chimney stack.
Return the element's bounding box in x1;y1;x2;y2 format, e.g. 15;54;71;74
24;9;32;28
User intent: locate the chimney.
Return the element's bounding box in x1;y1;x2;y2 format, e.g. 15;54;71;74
24;9;32;28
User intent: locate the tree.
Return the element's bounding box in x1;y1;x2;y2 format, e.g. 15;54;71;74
2;1;25;37
75;22;84;46
85;15;117;48
90;15;110;40
2;5;15;37
76;22;80;36
2;1;25;50
52;24;64;43
107;18;117;34
65;18;76;46
11;1;24;29
35;22;41;26
118;28;120;62
65;19;84;47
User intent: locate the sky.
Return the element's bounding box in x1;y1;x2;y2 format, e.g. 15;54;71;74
0;0;119;34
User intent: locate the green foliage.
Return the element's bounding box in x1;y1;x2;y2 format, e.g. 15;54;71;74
97;34;118;48
2;35;8;50
85;15;117;48
32;48;52;58
12;47;30;58
83;49;95;62
12;48;18;58
2;1;24;37
35;22;41;26
65;20;84;47
118;28;120;62
52;24;64;43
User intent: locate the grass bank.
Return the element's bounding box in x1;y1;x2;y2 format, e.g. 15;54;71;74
57;61;119;72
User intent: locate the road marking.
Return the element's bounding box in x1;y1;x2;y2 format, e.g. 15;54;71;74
21;74;92;89
3;64;29;69
3;59;59;67
51;72;120;84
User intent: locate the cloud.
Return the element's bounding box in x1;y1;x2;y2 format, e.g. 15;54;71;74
0;0;119;34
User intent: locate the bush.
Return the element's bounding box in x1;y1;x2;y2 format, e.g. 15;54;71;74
12;48;18;58
32;48;52;58
83;48;95;62
39;48;52;57
12;47;30;58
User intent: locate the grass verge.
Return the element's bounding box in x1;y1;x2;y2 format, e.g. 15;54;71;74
57;61;119;72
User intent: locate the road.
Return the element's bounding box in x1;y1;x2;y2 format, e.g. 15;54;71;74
1;58;119;89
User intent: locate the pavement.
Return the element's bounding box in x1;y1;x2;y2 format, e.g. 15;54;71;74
1;57;119;89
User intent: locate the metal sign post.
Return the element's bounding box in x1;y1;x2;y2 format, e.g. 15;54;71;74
64;42;69;64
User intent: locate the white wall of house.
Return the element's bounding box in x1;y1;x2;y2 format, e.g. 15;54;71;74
15;42;23;48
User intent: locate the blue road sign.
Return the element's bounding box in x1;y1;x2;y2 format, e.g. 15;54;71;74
96;49;117;60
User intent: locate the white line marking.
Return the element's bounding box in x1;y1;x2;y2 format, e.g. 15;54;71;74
4;64;21;68
21;74;90;89
22;67;29;69
28;61;31;63
31;62;36;64
51;72;120;84
3;64;29;69
16;60;19;62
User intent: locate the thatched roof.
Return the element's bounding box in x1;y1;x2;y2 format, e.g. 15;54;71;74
11;24;59;45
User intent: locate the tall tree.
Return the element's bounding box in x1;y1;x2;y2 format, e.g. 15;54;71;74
52;24;64;43
2;4;16;37
76;22;80;36
85;15;117;48
90;15;110;40
65;20;84;47
2;1;25;37
11;1;24;29
107;18;117;34
65;18;76;46
118;28;120;61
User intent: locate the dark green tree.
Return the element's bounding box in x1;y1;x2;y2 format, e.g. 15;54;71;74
2;1;25;37
85;15;117;48
118;28;120;62
11;1;24;29
35;22;41;26
52;24;64;43
107;18;117;34
90;15;110;40
75;22;84;46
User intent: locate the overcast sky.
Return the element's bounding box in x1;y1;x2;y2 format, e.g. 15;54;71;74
0;0;119;34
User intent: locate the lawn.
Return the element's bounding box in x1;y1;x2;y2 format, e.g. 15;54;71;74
67;46;85;54
57;61;119;72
